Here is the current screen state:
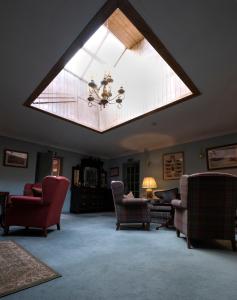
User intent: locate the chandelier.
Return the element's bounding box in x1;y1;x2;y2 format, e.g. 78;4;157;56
87;73;125;108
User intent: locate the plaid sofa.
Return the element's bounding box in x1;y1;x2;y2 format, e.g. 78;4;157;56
171;172;237;250
111;181;150;230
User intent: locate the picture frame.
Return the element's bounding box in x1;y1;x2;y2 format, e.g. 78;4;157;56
206;143;237;170
3;149;28;168
52;157;63;176
163;152;184;180
73;168;80;186
110;167;119;177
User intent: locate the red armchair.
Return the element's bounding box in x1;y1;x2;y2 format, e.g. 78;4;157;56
4;176;69;236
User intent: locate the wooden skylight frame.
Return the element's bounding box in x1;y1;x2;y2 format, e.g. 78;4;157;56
24;0;200;133
107;8;144;49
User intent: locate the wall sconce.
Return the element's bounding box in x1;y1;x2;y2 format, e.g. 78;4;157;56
199;149;205;159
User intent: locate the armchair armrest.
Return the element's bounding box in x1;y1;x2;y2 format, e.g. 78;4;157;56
10;196;44;206
121;198;149;206
150;199;161;205
171;199;186;209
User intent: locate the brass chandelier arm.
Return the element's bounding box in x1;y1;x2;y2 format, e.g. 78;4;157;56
87;73;125;108
90;88;103;100
108;93;123;102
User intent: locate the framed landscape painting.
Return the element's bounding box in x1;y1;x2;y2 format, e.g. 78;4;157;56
163;152;184;180
206;144;237;170
3;149;28;168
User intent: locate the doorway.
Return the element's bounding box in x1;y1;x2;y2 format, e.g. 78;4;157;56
123;161;140;197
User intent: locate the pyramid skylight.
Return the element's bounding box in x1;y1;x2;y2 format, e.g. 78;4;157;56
25;3;199;133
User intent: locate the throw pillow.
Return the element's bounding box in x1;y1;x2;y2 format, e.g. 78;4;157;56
32;187;43;197
123;191;134;199
154;188;178;204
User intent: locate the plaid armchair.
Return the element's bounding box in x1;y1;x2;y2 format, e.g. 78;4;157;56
111;181;150;230
172;173;237;250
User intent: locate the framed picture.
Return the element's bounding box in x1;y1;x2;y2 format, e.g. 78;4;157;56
206;143;237;170
52;157;63;176
3;149;28;168
73;168;80;186
110;167;119;177
163;152;184;180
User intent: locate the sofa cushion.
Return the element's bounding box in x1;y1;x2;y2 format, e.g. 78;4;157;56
122;198;148;206
10;196;44;206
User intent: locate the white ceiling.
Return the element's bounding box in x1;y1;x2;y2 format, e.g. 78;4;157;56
0;0;237;159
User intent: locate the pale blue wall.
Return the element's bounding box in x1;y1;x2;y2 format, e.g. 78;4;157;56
1;132;237;209
107;133;237;197
0;136;85;212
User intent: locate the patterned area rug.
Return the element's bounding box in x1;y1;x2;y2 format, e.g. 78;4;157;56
0;240;61;298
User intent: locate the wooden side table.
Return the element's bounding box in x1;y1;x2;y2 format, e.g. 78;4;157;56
0;192;9;229
149;201;174;230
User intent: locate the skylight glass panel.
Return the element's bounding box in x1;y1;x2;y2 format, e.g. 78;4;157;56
96;31;125;66
83;59;104;83
65;25;125;82
65;49;91;78
83;25;108;52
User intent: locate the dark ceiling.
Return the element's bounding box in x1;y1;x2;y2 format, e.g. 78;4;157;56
0;0;237;158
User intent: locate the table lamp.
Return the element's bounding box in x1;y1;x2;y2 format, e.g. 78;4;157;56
142;177;157;199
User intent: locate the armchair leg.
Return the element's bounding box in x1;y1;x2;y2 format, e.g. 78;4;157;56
176;229;180;237
42;228;47;237
187;237;192;249
116;223;120;230
3;226;9;236
231;240;236;251
146;223;150;231
57;223;60;230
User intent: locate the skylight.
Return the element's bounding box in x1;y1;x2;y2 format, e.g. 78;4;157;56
65;25;126;83
27;5;199;133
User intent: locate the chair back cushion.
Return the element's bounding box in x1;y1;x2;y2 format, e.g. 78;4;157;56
179;175;189;208
154;188;179;204
111;181;124;205
187;172;237;239
42;176;69;206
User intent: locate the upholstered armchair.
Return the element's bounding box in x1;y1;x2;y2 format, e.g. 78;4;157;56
111;181;150;230
171;173;237;250
4;176;69;236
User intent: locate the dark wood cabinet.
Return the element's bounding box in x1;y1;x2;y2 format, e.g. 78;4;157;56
70;158;113;213
70;187;113;213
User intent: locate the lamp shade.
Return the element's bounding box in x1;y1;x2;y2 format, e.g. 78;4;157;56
142;177;157;189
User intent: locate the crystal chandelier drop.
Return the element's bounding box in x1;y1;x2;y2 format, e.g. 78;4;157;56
87;73;125;108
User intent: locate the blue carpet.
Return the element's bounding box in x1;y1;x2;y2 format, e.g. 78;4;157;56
0;213;236;300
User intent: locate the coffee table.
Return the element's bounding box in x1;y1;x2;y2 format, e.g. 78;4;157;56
0;192;9;229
